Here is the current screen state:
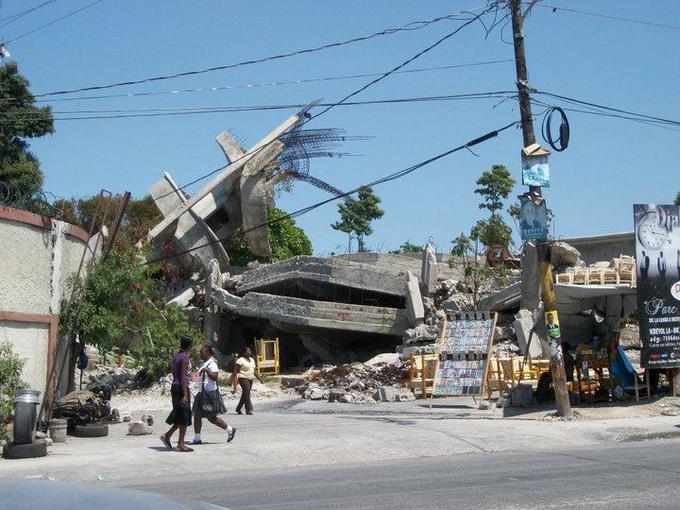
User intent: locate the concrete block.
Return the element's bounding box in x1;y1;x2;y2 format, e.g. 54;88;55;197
373;387;396;402
128;421;152;435
510;383;534;408
405;272;425;325
420;244;438;295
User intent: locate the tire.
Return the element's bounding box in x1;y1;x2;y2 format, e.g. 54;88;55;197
3;441;48;459
70;423;109;438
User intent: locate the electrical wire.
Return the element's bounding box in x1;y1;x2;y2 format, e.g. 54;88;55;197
28;5;491;98
142;120;519;266
534;91;680;128
0;92;516;120
0;0;57;28
35;59;514;103
531;2;680;32
541;106;569;152
81;7;498;205
5;0;105;44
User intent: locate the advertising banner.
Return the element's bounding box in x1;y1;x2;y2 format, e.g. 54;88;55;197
634;204;680;368
522;155;550;188
519;196;548;241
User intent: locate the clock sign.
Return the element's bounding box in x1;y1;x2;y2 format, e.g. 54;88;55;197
636;209;669;250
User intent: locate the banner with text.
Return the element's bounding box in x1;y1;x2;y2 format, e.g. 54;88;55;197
634;204;680;368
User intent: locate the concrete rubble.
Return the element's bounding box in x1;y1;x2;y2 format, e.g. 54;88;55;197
294;357;412;404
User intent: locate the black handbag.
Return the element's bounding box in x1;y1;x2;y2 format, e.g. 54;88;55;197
198;374;219;414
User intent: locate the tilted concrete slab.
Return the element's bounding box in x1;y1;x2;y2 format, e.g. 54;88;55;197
149;172;229;269
149;115;300;240
406;272;425;324
235;256;410;297
212;287;409;335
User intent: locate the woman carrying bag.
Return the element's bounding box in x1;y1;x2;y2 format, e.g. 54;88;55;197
191;345;236;445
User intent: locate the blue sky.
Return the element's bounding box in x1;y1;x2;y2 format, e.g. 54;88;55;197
5;0;680;254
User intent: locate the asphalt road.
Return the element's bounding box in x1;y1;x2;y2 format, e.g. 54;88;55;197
129;439;680;509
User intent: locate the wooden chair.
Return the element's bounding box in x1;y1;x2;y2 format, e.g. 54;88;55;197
254;337;280;377
624;367;651;403
409;354;438;398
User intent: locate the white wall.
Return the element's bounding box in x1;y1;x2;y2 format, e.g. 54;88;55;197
0;322;49;397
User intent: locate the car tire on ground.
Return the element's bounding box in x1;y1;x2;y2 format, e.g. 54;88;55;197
71;423;109;438
3;440;48;459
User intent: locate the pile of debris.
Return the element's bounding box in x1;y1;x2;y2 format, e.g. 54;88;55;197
295;355;413;404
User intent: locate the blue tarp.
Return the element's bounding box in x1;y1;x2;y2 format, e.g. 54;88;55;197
611;344;636;387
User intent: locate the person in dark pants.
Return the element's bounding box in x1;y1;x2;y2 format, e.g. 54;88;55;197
160;335;194;452
658;251;667;284
535;342;576;404
640;250;650;280
232;346;258;415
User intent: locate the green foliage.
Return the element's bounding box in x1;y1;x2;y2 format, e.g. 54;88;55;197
471;215;513;249
675;192;680;207
331;186;384;252
0;343;27;441
225;207;312;266
62;243;200;379
471;165;515;250
474;165;515;216
0;62;54;199
52;194;162;243
389;240;424;254
450;233;511;310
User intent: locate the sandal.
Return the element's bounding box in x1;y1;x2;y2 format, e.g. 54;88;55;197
159;434;172;450
176;445;194;452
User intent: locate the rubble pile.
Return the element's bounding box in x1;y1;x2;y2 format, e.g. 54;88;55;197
296;358;413;404
398;296;446;357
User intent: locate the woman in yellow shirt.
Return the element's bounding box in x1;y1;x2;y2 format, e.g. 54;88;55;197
232;346;258;415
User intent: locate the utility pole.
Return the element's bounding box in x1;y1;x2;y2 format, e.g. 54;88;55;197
509;0;573;418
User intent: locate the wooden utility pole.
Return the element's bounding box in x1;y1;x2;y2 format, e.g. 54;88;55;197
509;0;573;418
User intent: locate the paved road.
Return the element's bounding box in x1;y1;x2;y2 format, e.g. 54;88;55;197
130;440;680;509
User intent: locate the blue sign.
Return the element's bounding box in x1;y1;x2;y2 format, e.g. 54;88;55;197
520;198;548;240
522;155;550;188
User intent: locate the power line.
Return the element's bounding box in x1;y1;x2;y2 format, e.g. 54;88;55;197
532;2;680;31
30;5;490;98
142;120;519;266
35;59;513;103
0;92;514;120
5;0;105;44
145;6;494;210
534;91;680;128
0;0;57;28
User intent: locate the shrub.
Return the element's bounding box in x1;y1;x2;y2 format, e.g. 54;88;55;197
0;343;27;442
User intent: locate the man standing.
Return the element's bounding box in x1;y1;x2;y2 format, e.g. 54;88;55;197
658;251;667;284
640;250;650;280
676;250;680;279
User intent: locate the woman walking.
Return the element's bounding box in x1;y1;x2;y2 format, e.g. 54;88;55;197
160;335;194;452
191;345;236;445
232;346;258;415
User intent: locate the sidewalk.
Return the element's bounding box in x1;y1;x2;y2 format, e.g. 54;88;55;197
1;409;680;487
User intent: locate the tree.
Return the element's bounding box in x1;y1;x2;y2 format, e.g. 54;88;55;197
450;232;511;310
331;186;384;252
389;240;424;255
449;164;516;309
473;165;515;249
62;243;200;378
474;164;515;217
675;192;680;206
52;194;162;243
0;62;54;199
225;207;312;266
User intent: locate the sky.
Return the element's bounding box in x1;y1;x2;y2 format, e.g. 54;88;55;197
3;0;680;255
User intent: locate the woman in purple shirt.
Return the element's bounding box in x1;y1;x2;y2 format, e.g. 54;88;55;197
160;335;194;452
